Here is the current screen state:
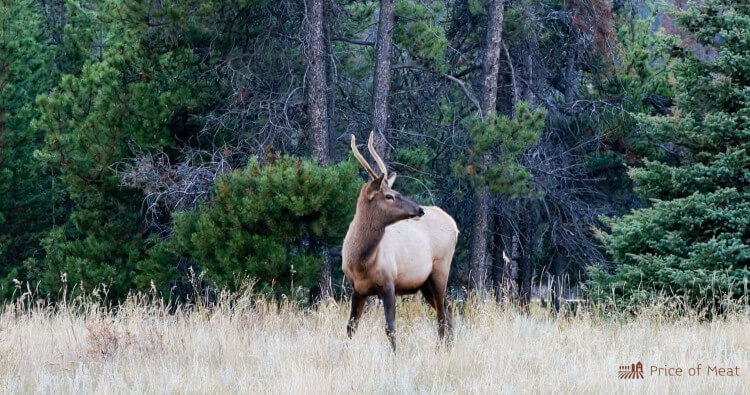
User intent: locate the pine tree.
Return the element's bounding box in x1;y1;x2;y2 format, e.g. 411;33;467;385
591;0;750;310
170;156;361;296
29;0;223;300
458;102;545;197
0;0;62;297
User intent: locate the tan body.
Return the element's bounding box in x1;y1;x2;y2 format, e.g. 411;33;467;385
342;206;458;296
343;132;458;350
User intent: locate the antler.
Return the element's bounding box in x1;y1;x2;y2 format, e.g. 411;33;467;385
350;134;378;180
367;131;388;178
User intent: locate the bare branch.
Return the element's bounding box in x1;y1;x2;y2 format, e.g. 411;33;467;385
332;37;375;46
392;63;481;114
444;74;481;114
502;41;519;105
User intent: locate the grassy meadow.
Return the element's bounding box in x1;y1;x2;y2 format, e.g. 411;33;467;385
0;290;748;394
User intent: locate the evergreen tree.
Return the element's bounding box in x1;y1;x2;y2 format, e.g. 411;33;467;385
170;156;361;295
0;0;62;297
459;102;546;197
591;0;749;310
30;0;222;300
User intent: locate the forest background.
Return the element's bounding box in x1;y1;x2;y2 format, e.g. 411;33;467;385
0;0;747;312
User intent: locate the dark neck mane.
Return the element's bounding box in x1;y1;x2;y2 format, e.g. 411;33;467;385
348;195;386;266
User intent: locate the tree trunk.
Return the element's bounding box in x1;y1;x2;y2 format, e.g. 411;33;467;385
491;216;518;302
371;0;395;156
305;0;330;165
490;221;503;297
469;0;505;290
550;252;566;313
517;243;531;311
304;0;333;297
324;0;337;161
521;42;535;103
479;0;504;117
515;201;538;311
563;49;578;113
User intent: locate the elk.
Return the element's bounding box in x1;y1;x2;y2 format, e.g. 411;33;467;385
342;132;459;350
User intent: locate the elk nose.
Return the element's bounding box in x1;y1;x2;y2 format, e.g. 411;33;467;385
418;207;425;217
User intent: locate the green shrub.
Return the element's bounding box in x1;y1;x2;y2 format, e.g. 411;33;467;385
171;156;361;294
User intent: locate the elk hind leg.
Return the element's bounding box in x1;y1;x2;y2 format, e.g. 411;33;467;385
429;273;453;342
420;280;438;310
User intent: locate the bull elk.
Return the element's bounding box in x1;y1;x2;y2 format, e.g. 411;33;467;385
342;132;459;350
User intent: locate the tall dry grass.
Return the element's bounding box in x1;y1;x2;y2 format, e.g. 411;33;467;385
0;289;748;394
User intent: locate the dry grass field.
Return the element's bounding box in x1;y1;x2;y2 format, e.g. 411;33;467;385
0;291;748;394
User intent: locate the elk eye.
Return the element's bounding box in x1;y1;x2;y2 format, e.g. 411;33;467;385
385;194;394;200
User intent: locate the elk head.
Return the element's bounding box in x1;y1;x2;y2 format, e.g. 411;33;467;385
351;132;424;226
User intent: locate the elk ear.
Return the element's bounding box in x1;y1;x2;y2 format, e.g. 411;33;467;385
366;174;385;200
386;172;397;188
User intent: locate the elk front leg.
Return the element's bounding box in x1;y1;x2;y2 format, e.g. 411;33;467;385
382;283;397;351
347;291;367;338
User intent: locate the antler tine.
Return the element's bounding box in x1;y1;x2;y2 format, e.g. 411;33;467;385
367;131;388;178
350;134;378;180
